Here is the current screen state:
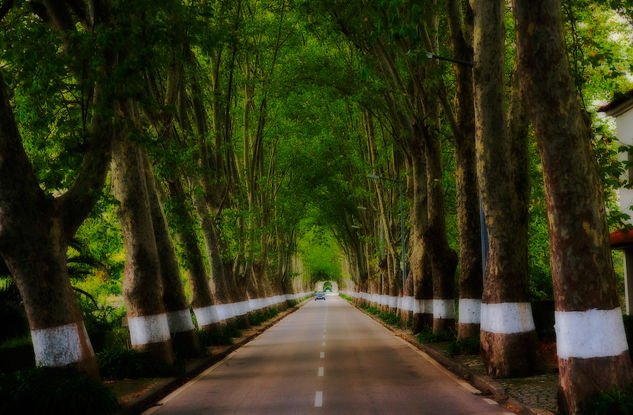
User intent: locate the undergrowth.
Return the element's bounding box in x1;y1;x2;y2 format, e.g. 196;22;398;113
416;327;456;344
96;347;184;380
579;386;633;415
445;336;480;356
0;367;120;415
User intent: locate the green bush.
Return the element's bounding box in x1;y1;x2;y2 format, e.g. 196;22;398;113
248;307;280;326
79;298;128;353
197;327;234;347
224;323;242;339
379;311;401;326
416;327;456;344
360;304;381;315
96;348;181;380
579;386;633;415
445;336;480;356
0;367;120;415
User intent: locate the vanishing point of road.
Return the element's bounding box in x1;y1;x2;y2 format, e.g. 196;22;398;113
144;295;512;414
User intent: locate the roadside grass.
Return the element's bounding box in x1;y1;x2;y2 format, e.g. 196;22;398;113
96;347;184;380
342;295;413;330
416;327;456;344
0;367;120;414
444;336;480;356
579;385;633;415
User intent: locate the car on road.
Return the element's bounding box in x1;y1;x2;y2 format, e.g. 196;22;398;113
315;292;326;300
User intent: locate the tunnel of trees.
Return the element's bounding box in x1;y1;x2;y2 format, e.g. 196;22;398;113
1;0;633;413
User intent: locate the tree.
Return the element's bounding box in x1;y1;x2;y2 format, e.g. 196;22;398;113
445;0;483;340
472;0;542;377
513;0;633;412
0;0;118;376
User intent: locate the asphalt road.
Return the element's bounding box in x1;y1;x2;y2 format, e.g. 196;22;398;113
144;294;512;415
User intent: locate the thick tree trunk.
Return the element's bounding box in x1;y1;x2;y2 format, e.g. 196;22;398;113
409;150;433;332
166;179;217;332
5;238;98;377
472;0;541;377
143;155;199;355
111;136;174;363
191;190;233;305
446;0;483;340
0;74;108;376
423;129;458;333
513;0;633;411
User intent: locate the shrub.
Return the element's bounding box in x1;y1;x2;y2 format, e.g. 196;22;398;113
445;336;480;356
79;299;128;353
416;327;456;344
96;348;182;380
379;311;401;326
579;386;633;415
233;316;250;330
0;367;120;415
0;336;34;372
197;327;233;347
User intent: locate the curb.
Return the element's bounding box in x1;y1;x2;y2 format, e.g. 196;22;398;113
345;298;555;415
118;299;310;415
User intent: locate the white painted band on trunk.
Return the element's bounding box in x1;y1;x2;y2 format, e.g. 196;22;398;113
555;307;629;359
389;296;398;308
413;299;423;314
402;296;415;312
433;299;455;319
480;302;535;334
193;305;221;326
166;309;195;334
425;300;434;314
223;303;236;320
236;301;250;316
458;299;482;325
128;313;171;346
31;322;90;367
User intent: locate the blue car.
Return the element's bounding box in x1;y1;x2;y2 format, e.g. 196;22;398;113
315;292;326;300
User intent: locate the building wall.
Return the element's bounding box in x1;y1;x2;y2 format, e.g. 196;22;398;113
617;109;633;223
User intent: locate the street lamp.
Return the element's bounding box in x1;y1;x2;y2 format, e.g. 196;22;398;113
367;173;406;291
406;49;475;67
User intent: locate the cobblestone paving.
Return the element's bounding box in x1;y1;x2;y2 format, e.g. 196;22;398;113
452;351;558;413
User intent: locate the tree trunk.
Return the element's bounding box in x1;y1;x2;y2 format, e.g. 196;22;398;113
143;154;199;355
513;0;633;411
446;0;483;340
472;0;541;377
4;235;98;377
166;179;217;332
410;150;434;332
111;135;174;363
0;74;109;376
423;127;458;333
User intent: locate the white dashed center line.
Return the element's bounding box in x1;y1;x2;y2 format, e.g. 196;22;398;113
320;352;324;358
318;367;324;376
322;341;326;346
315;391;323;407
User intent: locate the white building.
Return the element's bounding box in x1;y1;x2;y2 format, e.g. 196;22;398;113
601;91;633;314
